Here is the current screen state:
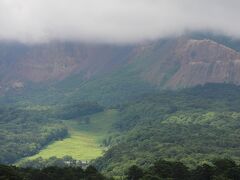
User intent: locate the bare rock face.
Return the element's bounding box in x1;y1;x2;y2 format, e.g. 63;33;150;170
166;39;240;88
1;38;240;95
130;38;240;89
15;46;80;82
0;42;133;93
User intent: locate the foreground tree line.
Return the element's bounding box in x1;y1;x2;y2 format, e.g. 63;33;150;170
126;159;240;180
1;159;240;180
0;165;106;180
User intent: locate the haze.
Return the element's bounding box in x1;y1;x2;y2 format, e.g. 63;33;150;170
0;0;239;44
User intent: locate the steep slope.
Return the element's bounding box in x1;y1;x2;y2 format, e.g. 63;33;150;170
0;42;134;94
1;36;240;105
131;38;240;88
167;39;240;88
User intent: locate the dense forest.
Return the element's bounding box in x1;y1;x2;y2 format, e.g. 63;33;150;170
55;102;104;120
2;83;240;177
1;1;240;178
18;156;85;169
95;84;240;175
0;107;68;164
1;158;240;180
0;164;106;180
0;102;104;165
126;158;240;180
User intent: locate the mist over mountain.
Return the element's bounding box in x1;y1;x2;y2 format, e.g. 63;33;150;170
1;0;240;43
2;1;240;179
1;34;240;106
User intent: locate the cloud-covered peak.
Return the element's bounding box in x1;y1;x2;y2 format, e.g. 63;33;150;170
0;0;239;44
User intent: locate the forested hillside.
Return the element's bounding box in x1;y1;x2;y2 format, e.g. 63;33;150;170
0;107;68;164
95;84;240;175
0;102;107;165
2;82;240;177
2;36;237;170
2;0;240;179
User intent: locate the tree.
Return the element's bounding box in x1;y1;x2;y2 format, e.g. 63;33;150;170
192;164;214;180
126;165;144;180
85;166;105;180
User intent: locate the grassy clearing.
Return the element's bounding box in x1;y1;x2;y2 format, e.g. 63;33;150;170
19;109;118;162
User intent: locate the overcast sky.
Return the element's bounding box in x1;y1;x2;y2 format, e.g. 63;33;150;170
0;0;239;44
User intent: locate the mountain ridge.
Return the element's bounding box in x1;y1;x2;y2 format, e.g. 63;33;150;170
1;36;240;105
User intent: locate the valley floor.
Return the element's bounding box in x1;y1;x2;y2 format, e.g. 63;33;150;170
18;109;118;163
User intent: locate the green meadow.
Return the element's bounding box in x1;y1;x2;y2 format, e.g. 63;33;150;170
19;109;119;162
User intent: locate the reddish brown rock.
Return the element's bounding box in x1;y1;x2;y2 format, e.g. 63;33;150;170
1;38;240;94
166;39;240;88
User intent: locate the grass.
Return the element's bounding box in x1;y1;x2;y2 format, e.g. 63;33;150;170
19;109;119;162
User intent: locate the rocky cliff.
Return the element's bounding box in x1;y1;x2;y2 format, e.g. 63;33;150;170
1;37;240;95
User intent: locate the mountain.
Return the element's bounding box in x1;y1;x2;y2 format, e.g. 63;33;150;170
122;37;240;89
2;35;240;175
0;36;240;105
165;39;240;88
0;42;134;94
1;35;240;105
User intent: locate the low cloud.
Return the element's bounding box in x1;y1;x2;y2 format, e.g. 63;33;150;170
0;0;240;43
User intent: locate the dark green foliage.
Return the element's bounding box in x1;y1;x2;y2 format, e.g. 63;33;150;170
0;165;21;180
0;107;68;164
19;156;83;169
55;102;104;119
126;165;144;180
191;164;214;180
151;160;189;180
85;166;105;180
1;159;239;180
95;84;240;175
126;159;240;180
0;164;107;180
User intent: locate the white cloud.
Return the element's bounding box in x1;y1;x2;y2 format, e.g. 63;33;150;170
0;0;239;43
